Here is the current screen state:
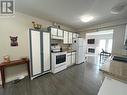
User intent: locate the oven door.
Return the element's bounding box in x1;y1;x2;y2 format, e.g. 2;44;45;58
56;54;66;66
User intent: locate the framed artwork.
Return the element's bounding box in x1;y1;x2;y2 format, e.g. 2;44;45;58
10;36;18;46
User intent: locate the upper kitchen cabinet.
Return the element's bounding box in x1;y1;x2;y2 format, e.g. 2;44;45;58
73;33;77;38
63;31;68;44
51;28;57;36
63;31;79;44
50;27;79;44
63;31;73;44
73;33;79;39
58;29;63;37
51;27;63;40
68;32;72;44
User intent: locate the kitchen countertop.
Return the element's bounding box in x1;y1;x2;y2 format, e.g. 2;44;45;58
99;55;127;83
67;50;76;53
51;50;76;54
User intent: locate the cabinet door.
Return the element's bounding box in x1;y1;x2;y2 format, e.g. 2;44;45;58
58;29;63;37
30;30;42;76
73;33;77;39
69;32;72;44
43;32;51;71
76;34;79;38
64;31;68;44
51;28;57;36
67;54;71;67
72;52;76;65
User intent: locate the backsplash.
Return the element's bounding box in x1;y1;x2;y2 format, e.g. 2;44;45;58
51;39;72;51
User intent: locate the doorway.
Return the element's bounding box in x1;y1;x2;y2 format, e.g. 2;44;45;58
86;29;114;65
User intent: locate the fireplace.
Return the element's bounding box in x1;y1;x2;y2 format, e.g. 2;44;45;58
88;48;95;53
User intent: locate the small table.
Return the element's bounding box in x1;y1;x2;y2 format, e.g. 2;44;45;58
0;59;30;88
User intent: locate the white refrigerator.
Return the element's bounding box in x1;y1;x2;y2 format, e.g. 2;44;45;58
72;38;86;64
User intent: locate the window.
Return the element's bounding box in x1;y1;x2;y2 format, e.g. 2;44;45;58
99;39;113;53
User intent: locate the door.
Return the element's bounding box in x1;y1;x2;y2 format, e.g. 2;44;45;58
43;32;51;71
29;29;42;76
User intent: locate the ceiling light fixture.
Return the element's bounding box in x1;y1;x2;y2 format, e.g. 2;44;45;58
111;2;127;14
80;15;94;22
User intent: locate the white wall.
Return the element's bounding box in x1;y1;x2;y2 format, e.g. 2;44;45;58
0;12;74;83
86;33;113;54
80;19;127;55
112;25;126;54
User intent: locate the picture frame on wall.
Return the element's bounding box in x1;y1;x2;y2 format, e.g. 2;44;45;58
10;36;18;46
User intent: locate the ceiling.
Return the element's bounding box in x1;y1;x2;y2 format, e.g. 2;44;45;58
86;29;113;36
16;0;127;30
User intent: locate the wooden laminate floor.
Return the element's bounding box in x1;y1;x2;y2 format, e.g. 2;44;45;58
0;60;103;95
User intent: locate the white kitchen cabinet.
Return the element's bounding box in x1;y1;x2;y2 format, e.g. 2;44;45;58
29;29;51;79
51;28;57;36
64;31;69;44
73;33;79;39
64;31;73;44
58;29;63;37
73;33;77;38
43;32;51;71
67;53;71;67
76;34;79;38
68;32;72;44
71;52;76;65
51;28;63;39
30;30;42;76
51;27;77;43
67;52;76;67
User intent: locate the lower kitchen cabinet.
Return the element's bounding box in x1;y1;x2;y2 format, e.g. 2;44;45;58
67;52;76;67
67;53;71;66
72;52;76;65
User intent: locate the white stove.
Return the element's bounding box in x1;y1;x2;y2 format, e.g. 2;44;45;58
51;51;67;73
